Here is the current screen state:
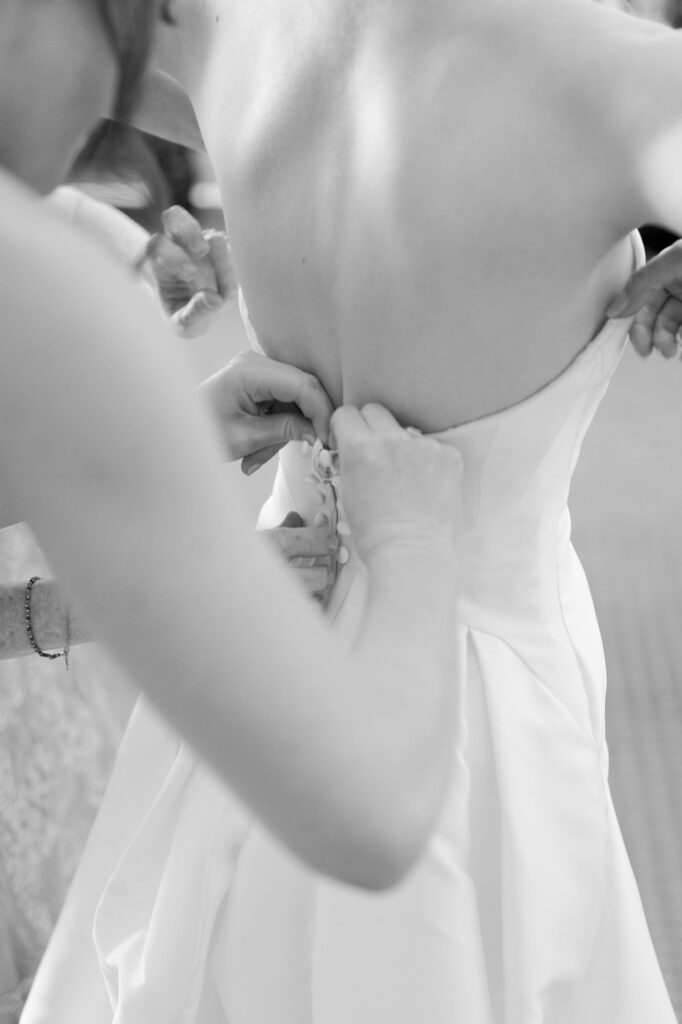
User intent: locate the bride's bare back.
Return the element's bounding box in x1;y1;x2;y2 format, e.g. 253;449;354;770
162;0;682;427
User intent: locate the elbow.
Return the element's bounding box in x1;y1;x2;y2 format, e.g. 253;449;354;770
354;747;453;891
290;731;453;891
331;782;445;892
340;818;432;892
347;845;422;892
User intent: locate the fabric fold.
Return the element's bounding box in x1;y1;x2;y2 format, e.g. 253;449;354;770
472;633;608;1024
94;747;249;1023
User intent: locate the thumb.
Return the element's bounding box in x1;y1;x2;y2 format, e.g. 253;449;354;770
241;442;286;475
237;413;318;473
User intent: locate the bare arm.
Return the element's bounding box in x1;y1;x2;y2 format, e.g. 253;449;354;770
0;183;461;888
0;578;90;660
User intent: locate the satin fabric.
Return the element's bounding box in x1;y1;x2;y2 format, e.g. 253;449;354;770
22;232;677;1024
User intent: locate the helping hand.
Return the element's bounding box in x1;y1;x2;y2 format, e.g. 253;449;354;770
331;404;463;564
264;512;338;603
607;240;682;358
144;205;236;337
198;351;334;474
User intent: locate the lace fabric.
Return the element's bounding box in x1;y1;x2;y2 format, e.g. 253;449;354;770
0;523;130;1023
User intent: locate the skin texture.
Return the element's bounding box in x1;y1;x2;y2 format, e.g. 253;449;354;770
143;0;682;434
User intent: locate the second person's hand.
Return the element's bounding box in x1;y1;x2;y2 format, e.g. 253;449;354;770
263;511;338;603
607;239;682;358
331;404;464;566
145;205;236;337
197;351;334;473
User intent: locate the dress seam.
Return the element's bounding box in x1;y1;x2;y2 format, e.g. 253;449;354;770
554;342;610;743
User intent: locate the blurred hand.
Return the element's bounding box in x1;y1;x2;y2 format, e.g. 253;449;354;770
606;240;682;358
197;350;334;473
145;205;236;337
264;512;338;602
331;404;463;564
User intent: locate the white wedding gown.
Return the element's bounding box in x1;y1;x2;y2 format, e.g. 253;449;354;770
22;232;678;1024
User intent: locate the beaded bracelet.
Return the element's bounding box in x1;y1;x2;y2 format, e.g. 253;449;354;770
24;576;70;669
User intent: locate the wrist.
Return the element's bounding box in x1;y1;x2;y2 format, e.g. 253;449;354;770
29;578;88;651
364;535;459;604
362;532;458;572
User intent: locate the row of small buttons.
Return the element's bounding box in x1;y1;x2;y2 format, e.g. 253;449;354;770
306;440;351;567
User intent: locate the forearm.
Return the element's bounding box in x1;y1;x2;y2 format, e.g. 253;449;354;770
286;542;460;886
0;578;90;660
356;542;459;774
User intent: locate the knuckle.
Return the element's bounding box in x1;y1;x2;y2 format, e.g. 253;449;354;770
300;373;322;395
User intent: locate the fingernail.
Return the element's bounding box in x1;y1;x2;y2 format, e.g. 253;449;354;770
245;462;261;476
303;433;317;447
606;293;628;318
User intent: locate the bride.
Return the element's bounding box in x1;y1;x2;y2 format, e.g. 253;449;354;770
25;1;682;1022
